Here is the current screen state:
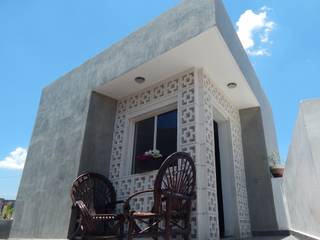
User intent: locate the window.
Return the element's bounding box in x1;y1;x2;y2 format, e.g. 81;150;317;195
132;109;177;174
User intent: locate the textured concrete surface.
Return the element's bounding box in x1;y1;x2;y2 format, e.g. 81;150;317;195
0;220;12;239
10;81;91;238
77;92;117;176
271;178;289;230
283;99;320;239
10;0;279;238
239;107;278;231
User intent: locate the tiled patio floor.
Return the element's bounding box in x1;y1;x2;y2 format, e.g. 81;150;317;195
242;236;298;240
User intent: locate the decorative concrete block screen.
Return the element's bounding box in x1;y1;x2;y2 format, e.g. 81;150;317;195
201;71;251;237
109;68;251;239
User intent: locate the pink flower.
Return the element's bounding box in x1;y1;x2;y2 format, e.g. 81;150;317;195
136;154;153;161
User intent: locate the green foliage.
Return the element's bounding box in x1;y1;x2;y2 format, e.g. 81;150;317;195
1;204;14;220
268;151;284;168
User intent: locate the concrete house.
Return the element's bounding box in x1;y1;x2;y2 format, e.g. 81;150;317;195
10;0;280;239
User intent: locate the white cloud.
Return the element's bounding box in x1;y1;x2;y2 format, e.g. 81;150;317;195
247;48;271;57
236;7;275;56
0;147;27;170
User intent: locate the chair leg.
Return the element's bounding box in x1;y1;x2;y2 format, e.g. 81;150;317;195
185;221;191;240
127;219;134;240
165;220;171;240
69;219;82;240
118;217;124;240
165;199;172;240
80;226;85;240
164;214;171;240
118;222;124;240
152;222;158;240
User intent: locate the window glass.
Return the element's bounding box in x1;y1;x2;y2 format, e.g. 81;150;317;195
156;110;177;160
132;117;155;173
132;109;177;174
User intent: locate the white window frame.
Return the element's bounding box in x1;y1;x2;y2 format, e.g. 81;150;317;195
122;98;177;176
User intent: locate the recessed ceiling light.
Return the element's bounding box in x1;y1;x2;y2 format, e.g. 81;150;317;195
134;76;145;84
227;82;237;89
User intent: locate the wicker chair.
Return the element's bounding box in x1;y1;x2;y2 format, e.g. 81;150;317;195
70;173;124;240
124;152;196;240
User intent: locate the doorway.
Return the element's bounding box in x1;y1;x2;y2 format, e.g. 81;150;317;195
213;118;240;238
214;120;225;237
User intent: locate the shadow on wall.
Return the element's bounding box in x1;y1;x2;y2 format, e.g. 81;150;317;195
283;99;320;239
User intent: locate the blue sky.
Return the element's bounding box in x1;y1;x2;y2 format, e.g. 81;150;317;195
1;0;319;199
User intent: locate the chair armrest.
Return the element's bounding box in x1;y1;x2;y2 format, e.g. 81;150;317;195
163;191;196;201
123;189;154;214
73;200;95;232
73;200;90;216
114;200;125;205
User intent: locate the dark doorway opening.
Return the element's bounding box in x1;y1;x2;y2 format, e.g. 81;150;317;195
214;120;225;237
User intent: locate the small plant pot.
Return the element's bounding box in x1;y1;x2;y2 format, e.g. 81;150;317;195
270;167;284;178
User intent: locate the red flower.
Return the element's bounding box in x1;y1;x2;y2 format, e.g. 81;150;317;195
136;154;153;161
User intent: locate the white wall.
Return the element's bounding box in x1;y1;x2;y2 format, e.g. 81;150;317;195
283;99;320;239
271;178;289;230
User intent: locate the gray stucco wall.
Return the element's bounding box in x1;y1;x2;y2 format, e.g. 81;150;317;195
239;107;278;232
283;99;320;238
78;92;117;176
10;77;92;238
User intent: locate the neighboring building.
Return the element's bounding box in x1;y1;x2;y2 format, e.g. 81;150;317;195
10;0;280;239
0;199;4;213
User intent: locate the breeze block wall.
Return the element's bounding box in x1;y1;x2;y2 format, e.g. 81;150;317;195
108;68;251;239
198;69;251;238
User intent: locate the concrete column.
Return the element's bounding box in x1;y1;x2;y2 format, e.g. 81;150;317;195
78;92;117;176
239;107;278;233
10;89;116;239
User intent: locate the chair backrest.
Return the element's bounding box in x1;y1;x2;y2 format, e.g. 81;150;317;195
153;152;196;213
71;172;116;214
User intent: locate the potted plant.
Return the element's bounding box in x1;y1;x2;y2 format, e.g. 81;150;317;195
135;149;163;172
136;149;163;161
268;151;284;178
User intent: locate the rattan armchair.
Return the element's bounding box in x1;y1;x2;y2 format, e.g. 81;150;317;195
70;173;124;240
124;152;196;239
